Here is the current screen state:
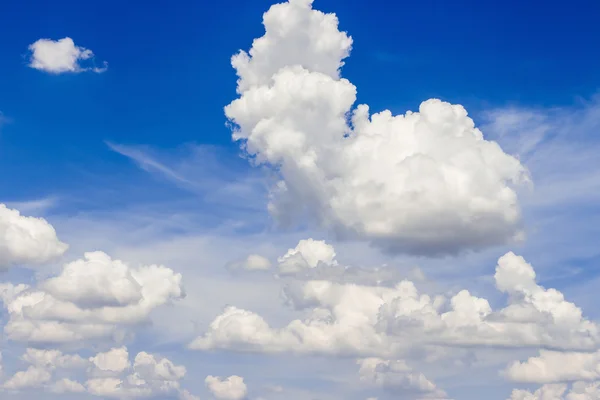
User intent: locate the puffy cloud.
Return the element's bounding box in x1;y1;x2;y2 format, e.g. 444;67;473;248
380;252;599;351
191;251;599;358
0;251;184;345
277;238;337;274
357;358;448;399
205;375;248;400
42;251;144;307
506;350;600;383
227;254;272;271
225;0;528;255
0;204;68;269
89;347;131;377
27;37;107;74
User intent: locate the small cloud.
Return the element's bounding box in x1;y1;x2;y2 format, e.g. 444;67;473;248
27;37;107;74
226;254;272;272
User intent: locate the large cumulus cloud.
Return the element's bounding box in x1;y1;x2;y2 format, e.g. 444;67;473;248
225;0;529;255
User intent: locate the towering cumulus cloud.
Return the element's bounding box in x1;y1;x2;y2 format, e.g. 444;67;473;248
225;0;529;255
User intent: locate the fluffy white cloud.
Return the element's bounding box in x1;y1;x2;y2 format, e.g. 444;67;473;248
0;204;68;269
506;350;600;383
0;251;184;344
28;37;107;74
205;375;248;400
358;358;448;399
191;249;599;358
225;0;528;255
380;252;599;350
42;252;144;307
89;347;131;377
227;254;272;271
277;238;336;274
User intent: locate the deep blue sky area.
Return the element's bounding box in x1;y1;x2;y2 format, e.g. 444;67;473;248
0;0;599;202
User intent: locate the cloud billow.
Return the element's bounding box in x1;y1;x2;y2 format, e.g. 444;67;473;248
225;0;529;255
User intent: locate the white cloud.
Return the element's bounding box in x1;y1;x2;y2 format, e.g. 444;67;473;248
225;0;528;255
191;248;599;358
42;252;144;307
506;350;600;383
89;347;131;377
277;238;337;274
205;375;248;400
0;251;184;345
0;204;68;269
28;37;107;74
358;358;448;399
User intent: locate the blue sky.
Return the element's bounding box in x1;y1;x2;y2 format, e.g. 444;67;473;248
1;0;600;399
1;0;600;206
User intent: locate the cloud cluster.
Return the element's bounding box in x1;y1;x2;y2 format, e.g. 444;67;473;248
2;346;196;399
0;204;68;269
506;349;600;399
0;251;184;344
226;0;528;255
192;244;599;359
28;37;107;74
